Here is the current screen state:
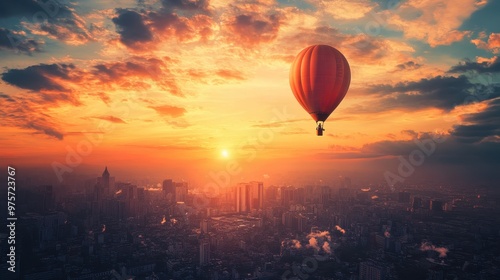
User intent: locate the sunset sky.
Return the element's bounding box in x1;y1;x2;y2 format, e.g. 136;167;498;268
1;0;500;185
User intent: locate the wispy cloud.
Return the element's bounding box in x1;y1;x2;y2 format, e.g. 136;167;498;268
91;115;127;123
149;105;186;118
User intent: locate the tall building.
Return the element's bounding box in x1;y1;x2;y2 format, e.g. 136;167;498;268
199;237;210;265
102;166;109;189
265;185;278;204
281;186;294;207
236;183;250;212
412;197;422;209
162;180;188;203
175;182;188;203
359;260;389;280
249;181;264;210
294;187;305;205
200;219;210;233
162;179;175;202
236;182;264;212
98;166;115;197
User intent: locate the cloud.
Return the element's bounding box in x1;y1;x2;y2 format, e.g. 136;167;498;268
161;0;210;12
395;61;422;71
92;115;127;124
215;69;245;80
91;57;180;95
96;92;111;105
281;26;414;65
306;230;332;254
329;145;358;152
452;98;500;143
366;76;474;113
0;93;15;102
335;225;346;234
282;239;302;250
420;241;449;258
0;28;43;54
13;1;97;45
112;1;214;50
186;68;246;83
226;13;281;46
112;9;153;49
151;12;214;42
386;0;482;47
362;75;500;113
0;99;64;140
1;57;181;109
471;33;500;54
1;63;83;106
318;129;500;184
25;119;64;140
448;56;500;73
307;237;320;251
0;0;45;18
149;105;186;117
307;230;331;241
2;63;78;93
401;130;418;138
322;241;331;254
315;0;376;20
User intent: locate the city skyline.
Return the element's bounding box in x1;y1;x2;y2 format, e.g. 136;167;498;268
2;164;499;279
1;0;500;186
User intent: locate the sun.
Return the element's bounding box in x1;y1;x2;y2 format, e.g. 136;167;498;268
221;149;229;158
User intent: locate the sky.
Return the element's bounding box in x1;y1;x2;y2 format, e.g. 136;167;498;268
1;0;500;186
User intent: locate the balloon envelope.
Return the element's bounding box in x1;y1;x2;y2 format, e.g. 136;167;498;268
289;45;351;122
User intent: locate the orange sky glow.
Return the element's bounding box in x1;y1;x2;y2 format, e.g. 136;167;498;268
1;0;499;186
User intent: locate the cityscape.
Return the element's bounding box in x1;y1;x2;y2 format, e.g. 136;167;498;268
2;0;500;279
1;166;499;279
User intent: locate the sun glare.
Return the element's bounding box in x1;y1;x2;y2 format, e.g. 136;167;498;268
221;149;229;158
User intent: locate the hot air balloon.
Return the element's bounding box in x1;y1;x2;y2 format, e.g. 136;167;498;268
289;45;351;136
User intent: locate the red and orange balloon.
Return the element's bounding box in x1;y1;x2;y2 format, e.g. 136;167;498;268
289;45;351;136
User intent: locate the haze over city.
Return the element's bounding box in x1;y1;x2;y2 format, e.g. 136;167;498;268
1;0;500;279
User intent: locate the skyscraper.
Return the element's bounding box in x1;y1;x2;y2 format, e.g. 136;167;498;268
249;181;264;210
174;182;188;203
199;237;210;265
359;260;389;280
98;166;115;197
200;219;210;233
162;179;175;202
236;182;264;212
236;183;250;212
102;166;109;189
98;166;110;197
281;186;294;207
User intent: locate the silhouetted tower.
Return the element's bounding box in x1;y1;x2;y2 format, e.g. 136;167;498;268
102;167;110;190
